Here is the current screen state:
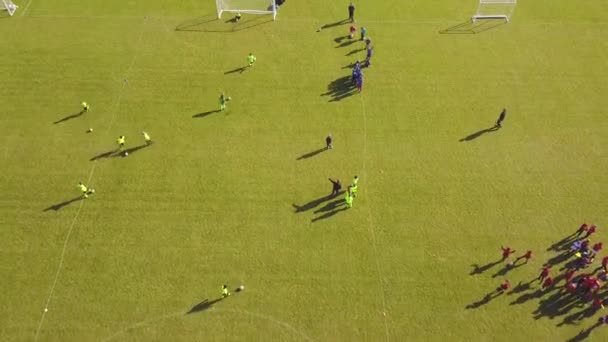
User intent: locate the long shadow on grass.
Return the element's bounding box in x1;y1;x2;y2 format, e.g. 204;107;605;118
533;288;579;320
187;297;224;314
175;13;272;33
547;233;579;252
567;320;604;342
321;19;349;30
469;259;502;275
53;110;86;124
492;262;524;278
43;196;83;211
90;149;118;161
113;144;151;157
346;48;365;56
194;109;222;118
311;207;349;222
439;19;506;34
465;289;504;309
293;193;338;213
322;75;356;102
297;147;327;160
459;125;499;142
314;198;346;213
335;35;357;48
224;66;247;75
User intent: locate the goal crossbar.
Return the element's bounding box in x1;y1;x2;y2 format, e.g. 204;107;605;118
472;0;516;22
216;0;278;20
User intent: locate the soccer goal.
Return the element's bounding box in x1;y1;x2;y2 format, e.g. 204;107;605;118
216;0;278;21
1;0;18;16
472;0;516;22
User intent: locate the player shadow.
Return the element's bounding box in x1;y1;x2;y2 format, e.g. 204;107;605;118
346;48;365;56
224;66;247;74
544;252;573;268
491;262;524;278
507;281;533;296
335;36;357;48
547;233;579;252
53;110;86;124
311;207;349;223
465;289;504;309
567;320;604;342
459;125;499;142
113;144;151;157
314;198;346;213
439;19;506;34
322;75;356;102
175;13;272;33
43;196;83;212
532;288;581;320
292;194;335;213
469;259;502;275
90;149;118;161
187;297;224;314
321;19;349;30
193;109;221;118
296;148;327;160
556;305;597;326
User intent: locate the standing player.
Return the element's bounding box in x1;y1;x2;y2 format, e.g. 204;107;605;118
348;2;355;23
577;223;589;237
495;108;507;128
247;53;257;67
116;135;126;151
515;250;533;264
356;73;363;92
538;265;551;283
81;101;90;112
329;178;342;197
77;182;94;198
349;24;357;39
219;92;229;111
364;46;373;67
345;191;353;208
501;246;515;261
360;26;367;40
222;284;231;298
326;134;333;149
142;131;152;145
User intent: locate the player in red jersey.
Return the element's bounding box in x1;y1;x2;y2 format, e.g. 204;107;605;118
586;225;597;238
542;276;554;290
577;223;588;237
565;268;576;283
501;246;516;261
593;242;603;253
498;279;510;292
538;265;550;282
515;250;533;264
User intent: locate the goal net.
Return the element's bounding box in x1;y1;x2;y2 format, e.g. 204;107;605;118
216;0;277;21
1;0;18;16
472;0;516;22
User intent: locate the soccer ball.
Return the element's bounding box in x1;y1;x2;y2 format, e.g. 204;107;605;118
507;262;514;267
124;152;129;157
239;285;245;291
227;96;232;101
89;189;96;194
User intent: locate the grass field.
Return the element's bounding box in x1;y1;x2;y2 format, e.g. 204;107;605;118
1;0;607;341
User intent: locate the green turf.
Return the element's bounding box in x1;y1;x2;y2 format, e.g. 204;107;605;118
1;0;607;341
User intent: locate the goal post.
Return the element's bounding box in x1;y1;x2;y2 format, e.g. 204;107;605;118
216;0;278;21
1;0;18;16
472;0;516;22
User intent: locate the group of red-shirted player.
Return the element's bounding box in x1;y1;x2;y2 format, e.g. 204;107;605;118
496;223;608;314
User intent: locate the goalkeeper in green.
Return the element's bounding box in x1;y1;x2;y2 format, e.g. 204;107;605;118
247;53;257;67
